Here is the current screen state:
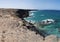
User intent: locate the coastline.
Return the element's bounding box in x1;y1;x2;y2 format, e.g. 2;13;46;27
0;9;59;42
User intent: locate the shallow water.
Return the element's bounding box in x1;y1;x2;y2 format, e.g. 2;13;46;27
24;10;60;37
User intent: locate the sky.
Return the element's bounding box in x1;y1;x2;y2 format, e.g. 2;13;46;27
0;0;60;10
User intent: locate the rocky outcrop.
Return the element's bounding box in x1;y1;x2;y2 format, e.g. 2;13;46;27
0;16;43;42
0;9;59;42
45;35;58;42
0;8;30;19
0;9;44;42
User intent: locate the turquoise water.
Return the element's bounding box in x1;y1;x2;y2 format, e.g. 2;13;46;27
25;10;60;37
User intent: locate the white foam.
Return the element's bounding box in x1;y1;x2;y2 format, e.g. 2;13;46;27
29;13;34;16
30;20;35;24
41;19;55;24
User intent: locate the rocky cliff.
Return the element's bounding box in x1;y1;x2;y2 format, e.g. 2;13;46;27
0;8;59;42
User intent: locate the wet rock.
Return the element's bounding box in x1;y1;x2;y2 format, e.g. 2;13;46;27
16;9;29;18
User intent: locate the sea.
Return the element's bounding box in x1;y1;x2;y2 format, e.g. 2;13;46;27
24;10;60;37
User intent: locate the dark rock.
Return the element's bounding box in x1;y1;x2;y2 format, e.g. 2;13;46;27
16;9;29;18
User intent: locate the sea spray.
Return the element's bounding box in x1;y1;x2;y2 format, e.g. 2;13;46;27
24;10;60;37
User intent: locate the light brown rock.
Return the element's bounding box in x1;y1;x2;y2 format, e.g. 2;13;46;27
0;9;60;42
44;35;58;42
0;12;43;42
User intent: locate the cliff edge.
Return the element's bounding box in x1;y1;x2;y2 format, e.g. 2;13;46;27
0;9;59;42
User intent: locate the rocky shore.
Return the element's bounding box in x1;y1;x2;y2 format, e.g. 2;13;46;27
0;8;59;42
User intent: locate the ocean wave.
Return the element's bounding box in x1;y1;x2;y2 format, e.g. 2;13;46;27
40;19;55;25
29;13;34;16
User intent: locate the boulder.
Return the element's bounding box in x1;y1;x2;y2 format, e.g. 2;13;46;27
45;35;58;42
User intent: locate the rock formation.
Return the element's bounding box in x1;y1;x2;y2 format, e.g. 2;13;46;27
0;8;59;42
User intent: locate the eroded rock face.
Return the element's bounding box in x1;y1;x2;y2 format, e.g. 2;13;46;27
16;9;29;18
0;9;29;18
0;10;43;42
0;9;59;42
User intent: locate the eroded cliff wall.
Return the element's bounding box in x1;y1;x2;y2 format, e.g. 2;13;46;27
0;9;59;42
